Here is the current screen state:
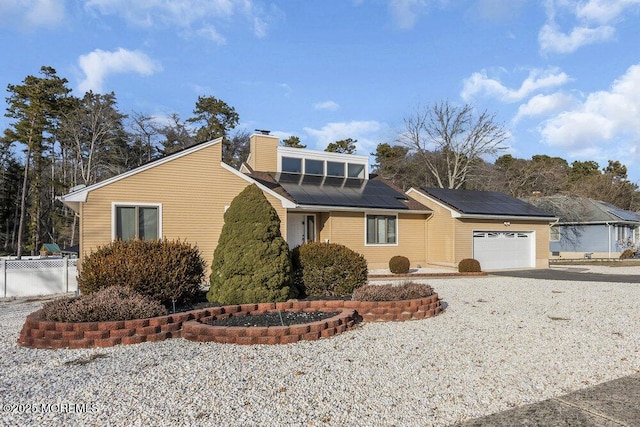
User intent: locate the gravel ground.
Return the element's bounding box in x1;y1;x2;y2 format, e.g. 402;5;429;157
1;266;640;426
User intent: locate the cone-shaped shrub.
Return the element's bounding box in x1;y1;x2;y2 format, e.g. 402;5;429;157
207;184;294;304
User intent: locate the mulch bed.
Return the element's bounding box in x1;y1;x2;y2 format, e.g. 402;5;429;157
207;310;340;327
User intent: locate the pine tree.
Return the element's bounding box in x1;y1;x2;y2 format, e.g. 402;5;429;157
207;184;294;304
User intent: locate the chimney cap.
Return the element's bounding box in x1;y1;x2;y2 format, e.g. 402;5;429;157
254;129;270;135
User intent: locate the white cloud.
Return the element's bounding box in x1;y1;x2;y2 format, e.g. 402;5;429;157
85;0;234;27
0;0;65;29
279;83;293;98
313;101;340;111
539;0;640;54
84;0;272;40
540;63;640;157
461;68;570;103
512;92;574;123
388;0;427;29
195;25;226;45
538;23;615;54
575;0;640;24
303;121;385;154
77;48;162;94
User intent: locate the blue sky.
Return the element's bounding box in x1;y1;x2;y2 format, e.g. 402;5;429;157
1;0;640;182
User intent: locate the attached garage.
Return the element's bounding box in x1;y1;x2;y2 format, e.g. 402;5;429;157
473;231;535;270
407;187;557;270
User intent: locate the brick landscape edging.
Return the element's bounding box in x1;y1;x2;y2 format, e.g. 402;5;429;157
368;272;487;279
17;294;442;349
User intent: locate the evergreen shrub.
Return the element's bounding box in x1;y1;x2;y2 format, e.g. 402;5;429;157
458;258;482;272
78;239;205;306
292;242;368;297
207;184;294;304
389;255;410;274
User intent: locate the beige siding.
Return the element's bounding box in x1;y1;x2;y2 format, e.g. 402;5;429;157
408;190;457;267
425;203;457;267
248;134;278;172
79;142;288;277
319;211;428;269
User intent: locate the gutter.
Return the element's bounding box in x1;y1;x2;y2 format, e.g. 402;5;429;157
457;213;558;222
291;205;432;215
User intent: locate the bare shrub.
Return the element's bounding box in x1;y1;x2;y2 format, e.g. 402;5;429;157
40;286;167;322
352;282;434;301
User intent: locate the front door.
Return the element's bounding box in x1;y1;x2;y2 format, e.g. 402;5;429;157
287;213;316;249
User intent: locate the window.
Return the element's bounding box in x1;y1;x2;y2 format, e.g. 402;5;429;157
366;215;397;245
282;157;302;173
115;205;159;240
326;161;345;177
348;163;365;178
306;215;316;242
550;226;560;241
305;159;324;175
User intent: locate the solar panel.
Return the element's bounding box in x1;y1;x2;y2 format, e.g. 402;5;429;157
276;174;409;209
423;187;555;217
608;207;640;222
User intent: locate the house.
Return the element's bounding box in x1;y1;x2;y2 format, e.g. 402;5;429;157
59;132;556;273
525;195;640;259
39;243;61;257
407;188;556;270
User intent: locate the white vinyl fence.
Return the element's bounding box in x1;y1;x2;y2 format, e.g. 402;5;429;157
1;257;78;298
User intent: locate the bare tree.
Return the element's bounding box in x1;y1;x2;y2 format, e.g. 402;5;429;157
525;195;587;248
129;112;160;165
156;113;194;155
59;91;127;187
399;101;508;189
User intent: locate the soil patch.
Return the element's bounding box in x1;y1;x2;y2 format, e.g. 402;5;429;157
207;311;340;327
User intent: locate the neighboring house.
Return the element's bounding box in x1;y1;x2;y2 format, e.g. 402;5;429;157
525;195;640;259
408;188;556;270
39;243;62;257
60;132;556;272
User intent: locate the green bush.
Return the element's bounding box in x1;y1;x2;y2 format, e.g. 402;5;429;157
78;239;206;306
620;249;635;260
458;258;482;272
352;282;433;301
40;286;167;322
207;184;294;304
292;242;368;297
389;255;410;274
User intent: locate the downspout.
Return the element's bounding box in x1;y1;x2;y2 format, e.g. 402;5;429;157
606;222;611;259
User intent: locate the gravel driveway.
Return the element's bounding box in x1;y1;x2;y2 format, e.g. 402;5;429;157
2;266;640;426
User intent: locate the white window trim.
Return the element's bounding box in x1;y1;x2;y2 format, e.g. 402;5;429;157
111;202;163;241
364;212;399;247
550;225;560;242
277;146;369;179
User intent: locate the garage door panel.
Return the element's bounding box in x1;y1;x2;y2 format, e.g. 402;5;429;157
473;232;534;270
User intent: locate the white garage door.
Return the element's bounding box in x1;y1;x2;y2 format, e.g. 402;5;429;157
473;231;534;270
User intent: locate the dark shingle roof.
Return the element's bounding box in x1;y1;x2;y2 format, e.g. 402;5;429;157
524;195;640;223
420;187;555;217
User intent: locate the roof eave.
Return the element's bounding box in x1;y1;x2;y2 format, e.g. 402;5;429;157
292;204;431;214
458;213;558;222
